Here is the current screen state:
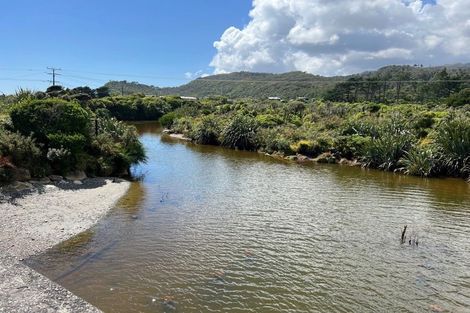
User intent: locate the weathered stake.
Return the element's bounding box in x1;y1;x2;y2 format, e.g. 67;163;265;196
401;225;407;244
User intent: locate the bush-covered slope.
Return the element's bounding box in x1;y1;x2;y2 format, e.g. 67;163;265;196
104;64;470;101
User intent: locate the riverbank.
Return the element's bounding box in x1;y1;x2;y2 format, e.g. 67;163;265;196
160;100;469;180
0;178;130;313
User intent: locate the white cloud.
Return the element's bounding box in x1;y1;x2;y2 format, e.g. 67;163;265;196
210;0;470;76
184;70;210;80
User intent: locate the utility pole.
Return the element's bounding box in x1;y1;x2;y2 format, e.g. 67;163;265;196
46;67;61;86
121;84;124;96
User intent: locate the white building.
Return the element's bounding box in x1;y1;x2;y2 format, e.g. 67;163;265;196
180;96;198;101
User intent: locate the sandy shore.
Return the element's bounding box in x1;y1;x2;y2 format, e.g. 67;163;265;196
0;178;130;313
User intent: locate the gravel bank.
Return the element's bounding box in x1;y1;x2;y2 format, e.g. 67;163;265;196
0;178;130;313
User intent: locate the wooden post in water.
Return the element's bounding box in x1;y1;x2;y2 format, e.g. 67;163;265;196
401;225;407;244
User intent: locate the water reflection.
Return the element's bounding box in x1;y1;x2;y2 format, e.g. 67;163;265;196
30;122;470;313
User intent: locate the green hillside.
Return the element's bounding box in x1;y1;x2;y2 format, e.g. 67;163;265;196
104;64;470;101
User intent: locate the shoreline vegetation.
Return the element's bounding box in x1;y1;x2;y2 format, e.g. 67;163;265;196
0;65;468;311
0;87;147;186
159;99;469;181
1;79;469;184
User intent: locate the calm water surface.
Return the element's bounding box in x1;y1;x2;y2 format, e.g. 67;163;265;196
31;122;470;313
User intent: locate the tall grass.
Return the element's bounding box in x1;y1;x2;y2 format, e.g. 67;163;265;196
400;147;436;177
221;115;258;150
434;115;470;177
361;118;415;171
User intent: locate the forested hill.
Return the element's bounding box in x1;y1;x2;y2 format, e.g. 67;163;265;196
105;71;342;99
104;64;470;100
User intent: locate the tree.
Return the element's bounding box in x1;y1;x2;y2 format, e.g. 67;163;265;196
447;88;470;107
95;86;110;98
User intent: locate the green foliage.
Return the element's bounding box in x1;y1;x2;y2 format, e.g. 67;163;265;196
191;116;221;145
96;117;146;164
447;88;470;107
361;119;415;171
335;135;370;159
159;111;179;128
255;114;283;127
290;139;329;157
10;98;91;143
221;115;258;150
105;64;470;101
257;128;293;155
1;95;147;181
47;133;87;153
90;95;185;121
400;147;436;177
0;128;42;172
433;115;470;177
95;86;110;98
163;95;468;179
325;65;470;103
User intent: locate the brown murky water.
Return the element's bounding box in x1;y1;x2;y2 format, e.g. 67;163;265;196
30;122;470;313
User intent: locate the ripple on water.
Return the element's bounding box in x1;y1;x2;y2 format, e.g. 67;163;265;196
29;124;470;313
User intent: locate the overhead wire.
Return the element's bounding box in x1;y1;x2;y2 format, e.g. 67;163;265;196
1;67;469;89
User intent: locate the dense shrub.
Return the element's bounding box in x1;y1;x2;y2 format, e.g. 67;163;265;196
335;135;370;159
10;98;91;143
361;119;415;171
90;95;186;121
0;129;42;170
88;117;146;176
255;114;283;128
159;111;179;128
257;128;293;155
1;97;147;181
447;88;470;107
290;139;329;157
0;126;48;178
221;115;258;150
191;116;221;145
433;115;470;177
0;157;16;183
400;147;436;177
47;133;87;154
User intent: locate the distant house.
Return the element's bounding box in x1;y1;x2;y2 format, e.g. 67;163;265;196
268;97;281;100
180;96;198;101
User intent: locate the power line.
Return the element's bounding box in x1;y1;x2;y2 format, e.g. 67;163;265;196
0;78;49;82
46;67;61;86
194;78;470;84
4;66;469;85
61;68;188;81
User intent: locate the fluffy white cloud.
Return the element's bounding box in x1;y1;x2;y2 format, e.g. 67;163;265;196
210;0;470;75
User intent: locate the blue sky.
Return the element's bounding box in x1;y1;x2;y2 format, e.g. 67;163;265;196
0;0;252;93
1;0;467;94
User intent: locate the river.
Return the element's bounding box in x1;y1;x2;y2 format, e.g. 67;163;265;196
30;122;470;313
